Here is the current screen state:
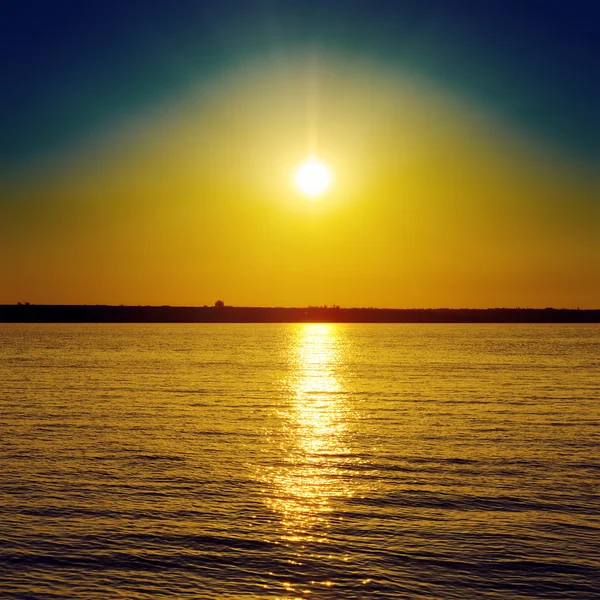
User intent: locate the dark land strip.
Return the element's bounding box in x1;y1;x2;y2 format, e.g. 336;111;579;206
1;305;599;323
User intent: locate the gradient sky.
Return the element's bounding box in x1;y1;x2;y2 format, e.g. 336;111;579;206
2;0;599;308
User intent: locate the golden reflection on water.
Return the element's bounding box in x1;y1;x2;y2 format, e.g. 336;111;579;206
265;324;358;542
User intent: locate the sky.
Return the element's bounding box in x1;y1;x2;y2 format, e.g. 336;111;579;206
2;0;599;308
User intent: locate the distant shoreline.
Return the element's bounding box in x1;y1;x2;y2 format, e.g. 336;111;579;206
1;305;599;323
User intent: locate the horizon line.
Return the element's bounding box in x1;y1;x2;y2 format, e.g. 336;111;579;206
4;303;599;311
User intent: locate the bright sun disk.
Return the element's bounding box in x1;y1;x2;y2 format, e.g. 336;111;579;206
294;158;332;197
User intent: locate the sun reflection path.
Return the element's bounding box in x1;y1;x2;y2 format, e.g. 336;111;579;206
264;324;361;542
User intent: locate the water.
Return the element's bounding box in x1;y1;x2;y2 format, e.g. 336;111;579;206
1;323;598;599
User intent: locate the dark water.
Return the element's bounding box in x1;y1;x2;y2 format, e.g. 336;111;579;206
1;323;599;599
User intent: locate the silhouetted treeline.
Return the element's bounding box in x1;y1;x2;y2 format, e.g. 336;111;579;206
1;305;599;323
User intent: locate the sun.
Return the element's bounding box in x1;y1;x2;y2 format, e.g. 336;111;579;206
294;157;332;197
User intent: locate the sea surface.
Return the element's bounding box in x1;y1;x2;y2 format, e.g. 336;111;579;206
0;323;598;599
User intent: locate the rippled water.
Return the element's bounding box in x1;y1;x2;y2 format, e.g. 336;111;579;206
1;323;599;599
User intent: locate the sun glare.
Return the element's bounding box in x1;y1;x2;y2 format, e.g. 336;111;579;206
294;158;332;197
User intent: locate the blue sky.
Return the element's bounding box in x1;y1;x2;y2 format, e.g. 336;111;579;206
2;0;598;172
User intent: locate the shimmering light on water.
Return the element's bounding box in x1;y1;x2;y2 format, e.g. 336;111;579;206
264;324;358;543
1;323;599;599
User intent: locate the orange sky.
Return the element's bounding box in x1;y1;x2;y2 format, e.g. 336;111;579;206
2;55;599;308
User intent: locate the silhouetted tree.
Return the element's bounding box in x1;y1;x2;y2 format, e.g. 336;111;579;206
215;300;225;308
